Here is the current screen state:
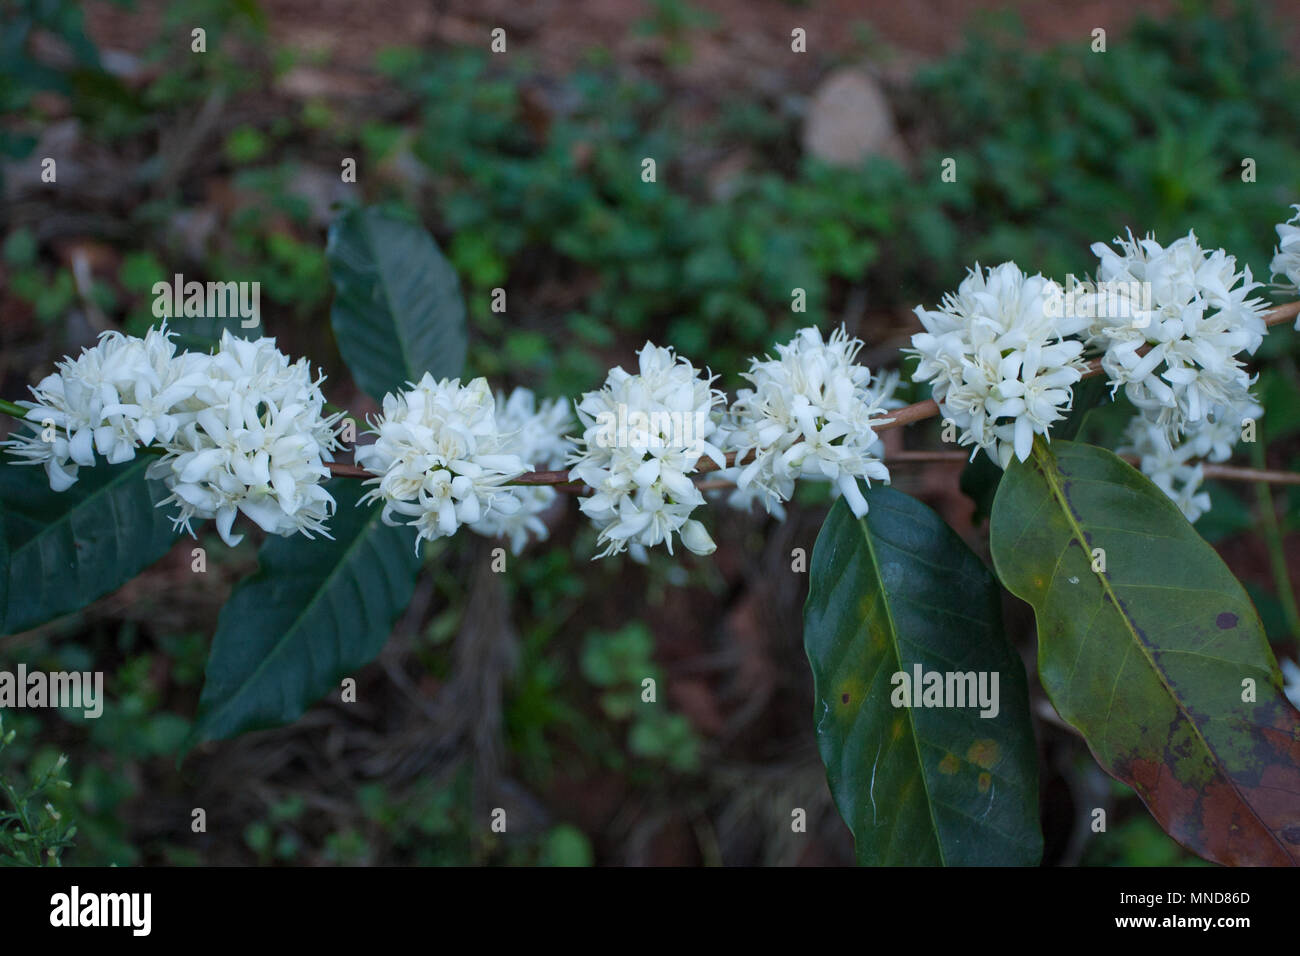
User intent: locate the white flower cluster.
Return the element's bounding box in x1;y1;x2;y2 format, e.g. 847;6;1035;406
1118;418;1211;522
1272;205;1300;301
906;227;1286;521
910;262;1088;468
354;375;531;553
4;325;206;491
722;326;893;518
568;343;726;560
1085;230;1267;447
465;388;572;554
146;332;344;546
4;327;344;546
9;211;1298;560
1118;396;1262;523
1078;230;1272;521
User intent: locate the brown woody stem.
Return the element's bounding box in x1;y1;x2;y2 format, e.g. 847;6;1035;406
44;298;1274;491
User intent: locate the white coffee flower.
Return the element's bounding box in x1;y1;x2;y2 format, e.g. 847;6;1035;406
722;326;893;517
147;331;344;546
568;342;725;559
355;374;529;553
712;457;787;519
1085;230;1268;444
1118;416;1212;523
3;372;90;491
1282;659;1300;710
1119;386;1260;524
910;262;1087;469
4;325;206;490
467;387;573;554
1271;204;1300;301
1183;396;1262;464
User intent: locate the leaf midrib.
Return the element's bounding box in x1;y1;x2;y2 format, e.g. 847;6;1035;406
362;212;417;387
853;509;947;866
196;504;386;733
11;457;153;558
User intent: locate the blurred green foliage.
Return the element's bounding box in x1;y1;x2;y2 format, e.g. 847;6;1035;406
0;714;77;866
582;623;700;772
913;2;1300;278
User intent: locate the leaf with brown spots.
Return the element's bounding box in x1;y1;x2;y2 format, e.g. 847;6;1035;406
804;485;1042;865
991;439;1300;866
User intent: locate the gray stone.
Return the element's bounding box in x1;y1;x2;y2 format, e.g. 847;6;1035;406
802;68;907;168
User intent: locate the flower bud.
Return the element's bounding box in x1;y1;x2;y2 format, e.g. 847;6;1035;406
680;519;716;556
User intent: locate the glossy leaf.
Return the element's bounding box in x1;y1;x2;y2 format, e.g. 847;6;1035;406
959;452;1002;526
326;205;467;401
187;481;421;746
0;455;178;635
991;438;1300;866
804;485;1042;865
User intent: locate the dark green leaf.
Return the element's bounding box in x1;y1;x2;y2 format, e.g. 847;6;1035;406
1057;375;1110;441
991;439;1300;866
803;485;1042;865
0;455;178;635
327;206;467;400
1258;367;1300;444
187;481;421;746
958;452;1002;526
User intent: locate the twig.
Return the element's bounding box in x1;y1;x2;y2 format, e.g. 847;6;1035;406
874;399;941;432
8;302;1300;494
1250;440;1300;639
801;447;1300;485
498;299;1300;486
326;462;370;480
886;450;970;463
694;479;736;492
1204;461;1300;486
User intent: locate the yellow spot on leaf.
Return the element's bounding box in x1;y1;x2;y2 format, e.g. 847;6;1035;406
967;739;1000;770
857;595;887;648
978;771;992;793
938;753;960;775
